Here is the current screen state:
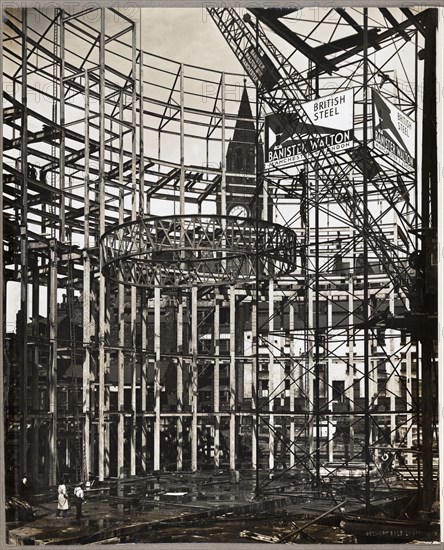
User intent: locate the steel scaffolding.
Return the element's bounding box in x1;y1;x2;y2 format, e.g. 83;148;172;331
2;6;438;520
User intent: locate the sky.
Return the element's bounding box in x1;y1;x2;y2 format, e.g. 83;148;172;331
4;6;420;328
5;6;245;329
140;7;242;73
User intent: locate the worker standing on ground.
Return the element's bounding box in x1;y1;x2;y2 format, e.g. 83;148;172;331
19;473;29;501
56;479;69;518
73;482;85;520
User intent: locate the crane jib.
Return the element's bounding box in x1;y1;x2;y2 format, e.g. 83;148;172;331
241;46;280;91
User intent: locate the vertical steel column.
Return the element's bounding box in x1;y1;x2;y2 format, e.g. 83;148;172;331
436;10;444;540
229;286;236;471
420;8;438;515
89;280;97;476
139;43;148;471
416;338;422;488
251;300;257;470
179;63;185;216
221;73;226;217
362;8;371;513
129;234;137;475
307;285;315;461
254;21;261;493
345;278;355;398
421;10;438;229
97;8;106;481
176;297;184;470
140;289;148;474
219;74;227;471
117;90;125;478
414;30;419;241
154;285;161;470
104;359;110;478
405;339;414;466
31;258;40;481
59;11;66;243
213;297;221;468
191;286;198;471
347;270;355;460
254;282;260;493
289;303;295;469
388;285;396;442
421;340;434;513
19;7;29;478
65;419;70;468
327;300;333;463
220;73;227;217
48;10;58;240
314;137;321;486
179;63;192;470
262;159;268;222
82;69;91;481
130;16;138;477
138;32;145;212
0;22;5;547
48;241;58;486
268;279;275;473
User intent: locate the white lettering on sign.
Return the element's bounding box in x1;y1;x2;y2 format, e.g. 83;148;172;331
265;89;354;170
372;89;415;171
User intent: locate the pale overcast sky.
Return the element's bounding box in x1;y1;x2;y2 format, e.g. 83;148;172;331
5;6;245;329
5;6;419;328
141;7;242;73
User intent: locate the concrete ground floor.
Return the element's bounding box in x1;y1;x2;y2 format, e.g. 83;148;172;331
6;470;438;545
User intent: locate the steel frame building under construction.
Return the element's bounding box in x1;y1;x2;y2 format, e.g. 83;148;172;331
2;5;442;534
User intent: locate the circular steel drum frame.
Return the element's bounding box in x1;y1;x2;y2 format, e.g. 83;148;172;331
101;214;299;288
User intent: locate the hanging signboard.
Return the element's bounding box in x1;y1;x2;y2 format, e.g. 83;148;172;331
265;89;354;170
372;89;415;171
241;46;280;91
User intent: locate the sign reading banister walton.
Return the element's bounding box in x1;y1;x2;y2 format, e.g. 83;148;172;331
265;89;355;170
372;89;415;171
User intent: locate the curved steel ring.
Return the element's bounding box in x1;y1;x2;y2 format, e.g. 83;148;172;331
101;214;299;288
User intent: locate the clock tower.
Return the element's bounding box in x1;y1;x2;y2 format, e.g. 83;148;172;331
219;80;262;218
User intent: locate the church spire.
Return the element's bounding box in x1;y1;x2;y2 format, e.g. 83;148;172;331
231;80;255;145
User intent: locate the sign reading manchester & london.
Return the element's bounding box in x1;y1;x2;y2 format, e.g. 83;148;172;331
265;89;354;170
372;89;415;171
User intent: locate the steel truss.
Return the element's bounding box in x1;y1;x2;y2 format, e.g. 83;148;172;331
2;5;438;524
207;6;437;513
101;214;299;288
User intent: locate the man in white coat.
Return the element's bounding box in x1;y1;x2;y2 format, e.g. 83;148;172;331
56;480;69;518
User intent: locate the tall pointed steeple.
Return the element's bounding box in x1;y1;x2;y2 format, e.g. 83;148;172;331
230;79;255;146
222;80;261;217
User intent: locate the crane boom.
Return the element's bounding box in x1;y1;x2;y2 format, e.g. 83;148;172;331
207;7;415;295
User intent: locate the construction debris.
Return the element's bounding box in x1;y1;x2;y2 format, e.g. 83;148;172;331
240;530;280;543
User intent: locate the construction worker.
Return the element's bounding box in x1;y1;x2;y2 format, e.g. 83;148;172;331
56;479;69;518
27;163;37;180
73;482;85;520
19;473;29;500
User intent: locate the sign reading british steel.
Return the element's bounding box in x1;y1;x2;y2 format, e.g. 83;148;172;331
265;89;354;170
372;89;415;171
